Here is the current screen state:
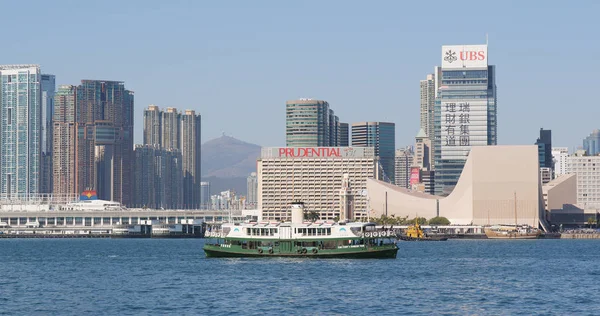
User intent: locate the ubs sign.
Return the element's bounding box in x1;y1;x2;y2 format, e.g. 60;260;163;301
441;44;488;69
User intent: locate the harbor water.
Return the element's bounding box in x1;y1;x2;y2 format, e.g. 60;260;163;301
1;239;600;315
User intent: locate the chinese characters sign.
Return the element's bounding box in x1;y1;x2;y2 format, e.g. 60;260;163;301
443;102;471;147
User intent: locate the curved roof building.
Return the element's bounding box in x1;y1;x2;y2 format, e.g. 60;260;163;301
367;145;548;229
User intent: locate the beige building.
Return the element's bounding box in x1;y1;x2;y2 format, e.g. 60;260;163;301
566;154;600;208
367;146;557;229
258;147;378;221
542;174;577;212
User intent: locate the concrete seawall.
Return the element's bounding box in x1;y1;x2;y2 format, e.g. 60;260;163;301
561;234;600;239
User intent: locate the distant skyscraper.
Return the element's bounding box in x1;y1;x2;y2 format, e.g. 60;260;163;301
140;105;201;209
328;109;339;146
434;44;496;195
200;182;210;210
133;144;182;209
535;128;553;168
286;99;341;147
0;65;42;195
413;128;431;170
181;110;202;208
351;122;395;183
52;85;81;195
162;107;180;150
583;129;600;156
395;147;414;189
420;71;439;139
143;105;162;146
40;74;56;194
76;80;134;204
338;122;349;146
552;147;569;177
247;172;258;207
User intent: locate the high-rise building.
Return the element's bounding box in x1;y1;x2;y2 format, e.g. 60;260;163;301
143;105;162;146
583;129;600;156
535;128;553;168
328;109;339;146
133;144;182;209
351;122;395;183
162;107;180;150
258;147;378;221
434;44;496;195
394;147;414;189
535;128;553;183
338;122;349;146
552;147;569;177
413;128;431;170
140;105;201;209
0;65;42;195
246;172;258;207
75;80;134;204
420;71;439;139
181;109;202;208
567;152;600;208
40;74;56;194
200;182;210;210
52;85;82;195
286;99;341;147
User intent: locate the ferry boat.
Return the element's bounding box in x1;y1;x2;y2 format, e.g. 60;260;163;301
203;202;398;259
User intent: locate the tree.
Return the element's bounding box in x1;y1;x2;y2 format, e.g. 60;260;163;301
407;217;427;225
587;217;596;229
428;217;451;225
304;210;320;222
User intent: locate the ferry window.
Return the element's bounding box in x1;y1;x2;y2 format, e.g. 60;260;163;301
274;228;278;234
327;228;331;235
247;228;251;235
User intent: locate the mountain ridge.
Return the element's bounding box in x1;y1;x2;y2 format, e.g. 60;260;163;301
201;135;261;179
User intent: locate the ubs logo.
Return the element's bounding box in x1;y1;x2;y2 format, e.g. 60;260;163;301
444;50;457;63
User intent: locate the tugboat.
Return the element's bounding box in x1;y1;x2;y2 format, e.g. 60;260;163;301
203;202;398;259
398;221;448;241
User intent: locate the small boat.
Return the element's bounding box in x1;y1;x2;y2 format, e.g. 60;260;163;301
203;202;398;259
484;226;540;239
398;221;448;241
483;192;541;239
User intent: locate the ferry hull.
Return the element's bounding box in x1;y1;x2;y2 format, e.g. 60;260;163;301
203;246;398;259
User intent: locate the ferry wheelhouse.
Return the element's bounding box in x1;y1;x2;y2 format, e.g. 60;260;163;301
203;202;398;259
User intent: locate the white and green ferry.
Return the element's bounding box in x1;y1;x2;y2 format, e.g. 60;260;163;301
203;203;398;259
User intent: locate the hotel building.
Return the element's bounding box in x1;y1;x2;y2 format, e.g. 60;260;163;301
566;152;600;208
257;147;378;221
434;44;497;195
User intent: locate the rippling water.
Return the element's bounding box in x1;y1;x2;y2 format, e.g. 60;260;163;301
1;239;600;315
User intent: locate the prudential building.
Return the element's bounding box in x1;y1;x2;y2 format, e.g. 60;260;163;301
433;44;497;195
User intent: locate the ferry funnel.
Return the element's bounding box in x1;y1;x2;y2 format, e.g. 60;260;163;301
291;202;304;224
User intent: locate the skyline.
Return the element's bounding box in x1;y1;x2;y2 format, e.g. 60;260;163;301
2;1;599;150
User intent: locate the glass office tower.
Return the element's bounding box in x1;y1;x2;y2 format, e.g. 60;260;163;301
351;122;396;183
0;65;41;195
434;45;497;195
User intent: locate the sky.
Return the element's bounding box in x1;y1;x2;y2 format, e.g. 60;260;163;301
2;0;598;150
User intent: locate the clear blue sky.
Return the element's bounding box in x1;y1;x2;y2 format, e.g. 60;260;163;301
2;0;598;150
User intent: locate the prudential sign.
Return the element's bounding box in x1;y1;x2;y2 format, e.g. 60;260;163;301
441;44;488;69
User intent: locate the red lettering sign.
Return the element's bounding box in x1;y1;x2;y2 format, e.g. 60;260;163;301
460;51;485;61
278;147;343;158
